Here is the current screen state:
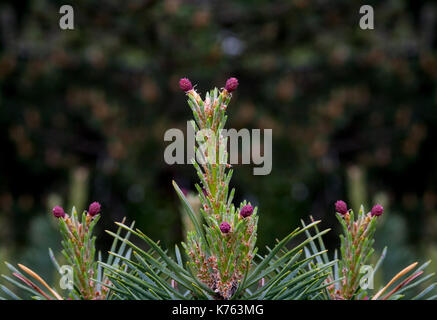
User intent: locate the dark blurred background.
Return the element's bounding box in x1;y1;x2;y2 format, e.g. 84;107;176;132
1;0;437;290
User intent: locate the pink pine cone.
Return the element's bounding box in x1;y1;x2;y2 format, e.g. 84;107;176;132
52;206;65;219
225;77;238;92
88;201;101;217
335;200;348;215
371;204;384;217
240;204;253;218
179;78;193;92
219;222;231;234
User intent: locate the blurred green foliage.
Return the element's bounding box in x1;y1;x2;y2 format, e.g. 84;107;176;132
1;0;437;290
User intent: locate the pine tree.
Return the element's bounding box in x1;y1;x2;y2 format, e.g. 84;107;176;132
1;78;435;300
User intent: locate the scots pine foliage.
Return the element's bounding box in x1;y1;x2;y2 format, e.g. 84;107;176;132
0;78;436;300
101;78;334;300
178;77;258;299
304;202;437;300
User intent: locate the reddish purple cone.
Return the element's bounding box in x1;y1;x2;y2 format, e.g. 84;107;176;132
335;200;348;215
371;204;384;217
240;204;253;218
225;77;239;92
179;78;193;92
219;222;231;234
88;201;101;217
52;206;65;219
